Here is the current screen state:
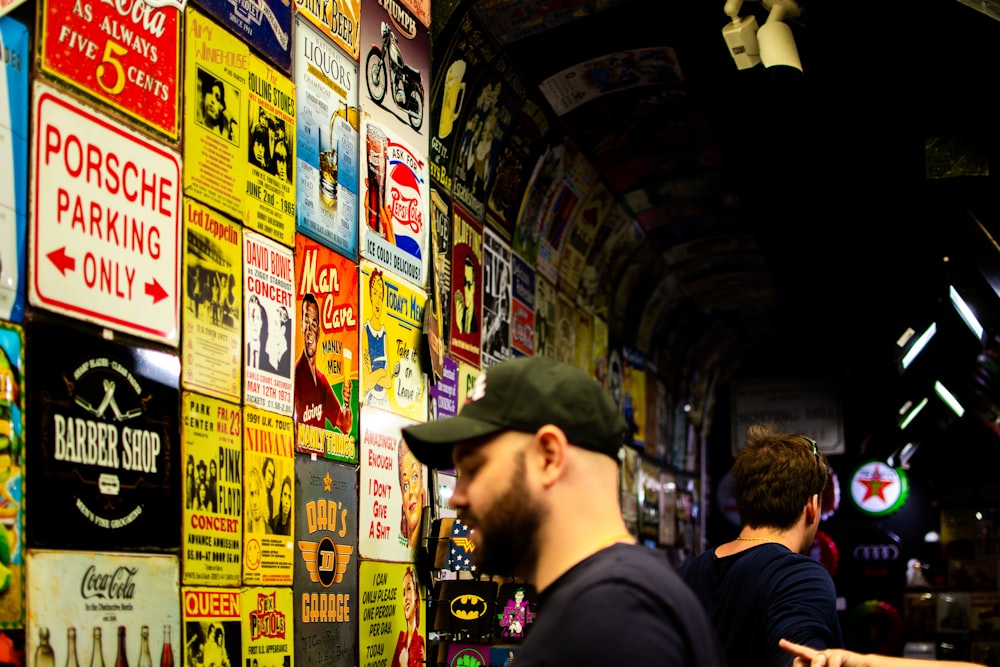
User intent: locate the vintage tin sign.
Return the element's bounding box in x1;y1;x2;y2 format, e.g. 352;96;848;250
244;230;295;417
241;586;293;667
24;315;181;551
190;0;291;72
294;16;360;258
181;391;243;587
26;550;181;667
359;260;427;422
181;198;243;402
0;323;23;628
0;16;28;323
30;82;182;346
293;235;359;463
358;406;423;563
37;0;182;141
293;456;358;666
242;405;295;586
182;586;242;667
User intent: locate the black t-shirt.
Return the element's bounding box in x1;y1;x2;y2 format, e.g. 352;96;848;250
515;543;726;667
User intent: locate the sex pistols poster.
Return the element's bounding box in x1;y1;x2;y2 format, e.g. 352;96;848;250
358;406;423;563
0;16;28;323
359;260;427;423
182;586;242;667
358;560;425;667
244;230;294;417
0;323;23;627
26;550;181;667
293;234;359;463
293;456;358;666
182;198;243;403
37;0;182;141
183;8;296;248
181;391;243;587
242;405;294;586
294;16;360;259
24;315;180;551
241;586;293;667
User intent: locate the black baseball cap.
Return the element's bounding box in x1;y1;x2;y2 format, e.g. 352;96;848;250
401;356;626;469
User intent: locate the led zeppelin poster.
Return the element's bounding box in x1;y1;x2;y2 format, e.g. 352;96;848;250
294;0;360;60
182;198;243;403
0;323;23;628
241;586;293;667
448;203;482;368
294;16;360;259
26;550;181;667
182;586;242;667
183;8;297;248
181;391;243;587
293;456;358;666
358;406;423;563
189;0;292;73
242;405;295;586
37;0;182;141
293;234;359;464
244;230;295;417
358;560;425;667
24;315;180;551
0;16;28;323
360;116;430;290
359;260;428;423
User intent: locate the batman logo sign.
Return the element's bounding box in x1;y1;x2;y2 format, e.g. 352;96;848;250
450;594;488;620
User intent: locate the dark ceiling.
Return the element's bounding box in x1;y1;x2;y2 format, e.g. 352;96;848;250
431;0;1000;448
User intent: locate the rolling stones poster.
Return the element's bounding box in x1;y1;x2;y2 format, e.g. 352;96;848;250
26;550;181;667
480;227;511;368
359;260;428;423
37;0;182;142
294;0;361;60
24;315;180;551
242;405;295;586
182;587;242;667
189;0;292;73
293;235;359;464
182;198;243;403
184;8;296;247
241;586;293;667
358;560;426;667
360;116;430;290
358;406;423;563
294;16;360;259
510;253;534;357
293;456;358;666
358;0;429;152
181;391;243;587
244;230;295;417
448;204;482;368
0;16;28;323
0;323;22;627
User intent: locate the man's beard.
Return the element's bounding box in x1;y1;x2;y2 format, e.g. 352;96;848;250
466;451;542;577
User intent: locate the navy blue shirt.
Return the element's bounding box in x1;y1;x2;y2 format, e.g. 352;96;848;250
515;543;726;667
678;542;844;667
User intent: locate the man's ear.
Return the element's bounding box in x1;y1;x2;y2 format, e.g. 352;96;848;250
534;425;568;488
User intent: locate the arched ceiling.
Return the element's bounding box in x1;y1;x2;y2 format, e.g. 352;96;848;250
429;0;1000;440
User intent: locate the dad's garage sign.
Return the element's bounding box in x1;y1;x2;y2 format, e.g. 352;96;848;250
29;82;181;346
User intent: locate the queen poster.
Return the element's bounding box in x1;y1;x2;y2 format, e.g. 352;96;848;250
293;235;359;463
293;456;358;666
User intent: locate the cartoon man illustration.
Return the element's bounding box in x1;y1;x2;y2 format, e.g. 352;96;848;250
294;293;352;433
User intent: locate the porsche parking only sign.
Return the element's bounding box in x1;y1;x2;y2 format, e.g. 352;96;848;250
29;82;181;346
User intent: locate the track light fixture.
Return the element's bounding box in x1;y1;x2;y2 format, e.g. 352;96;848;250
722;0;803;72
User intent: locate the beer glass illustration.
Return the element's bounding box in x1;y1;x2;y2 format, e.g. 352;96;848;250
438;59;467;139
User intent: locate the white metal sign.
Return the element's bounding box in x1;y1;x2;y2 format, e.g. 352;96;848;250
30;82;181;345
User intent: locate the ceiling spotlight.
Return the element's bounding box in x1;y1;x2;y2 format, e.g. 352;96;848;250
758;0;802;71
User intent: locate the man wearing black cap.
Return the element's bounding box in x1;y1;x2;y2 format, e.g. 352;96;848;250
401;356;724;666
